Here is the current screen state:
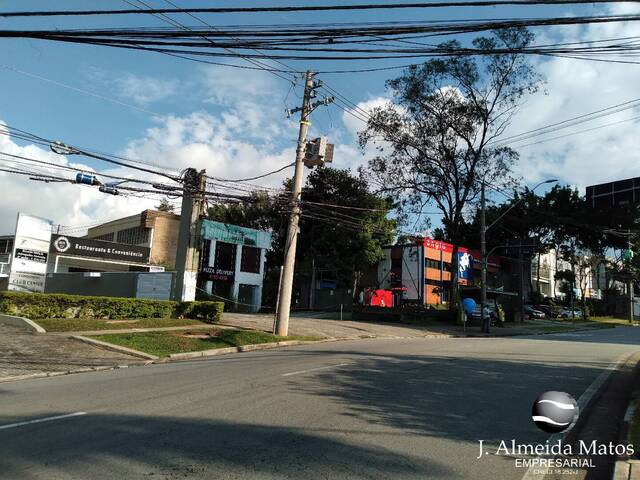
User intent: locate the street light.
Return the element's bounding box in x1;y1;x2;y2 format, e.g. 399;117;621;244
480;178;558;332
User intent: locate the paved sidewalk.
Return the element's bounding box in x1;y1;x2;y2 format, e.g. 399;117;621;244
220;313;608;339
0;324;144;381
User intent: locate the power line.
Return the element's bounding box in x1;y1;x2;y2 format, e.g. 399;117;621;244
206;162;295;183
3;2;640;18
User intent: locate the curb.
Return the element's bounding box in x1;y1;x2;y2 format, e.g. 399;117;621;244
0;365;128;384
71;335;159;360
0;314;46;334
613;396;638;479
166;338;338;361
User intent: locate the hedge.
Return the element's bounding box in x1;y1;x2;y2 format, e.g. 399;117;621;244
0;291;223;322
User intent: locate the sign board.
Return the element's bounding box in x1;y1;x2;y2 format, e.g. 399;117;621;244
458;252;474;280
200;266;234;282
50;234;150;263
8;213;53;292
423;238;454;253
503;238;538;257
201;220;272;249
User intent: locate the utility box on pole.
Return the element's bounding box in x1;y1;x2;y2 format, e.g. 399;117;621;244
304;137;334;168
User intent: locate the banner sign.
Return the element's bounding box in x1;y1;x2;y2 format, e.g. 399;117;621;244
8;213;53;292
50;234;150;263
458;252;475;281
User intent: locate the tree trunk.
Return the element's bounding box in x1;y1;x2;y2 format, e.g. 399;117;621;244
536;253;541;296
449;245;459;315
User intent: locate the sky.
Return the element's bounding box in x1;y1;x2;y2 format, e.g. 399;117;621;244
0;1;639;235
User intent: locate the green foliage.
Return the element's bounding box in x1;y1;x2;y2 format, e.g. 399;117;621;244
359;28;541;243
0;291;223;322
176;301;224;323
0;291;175;320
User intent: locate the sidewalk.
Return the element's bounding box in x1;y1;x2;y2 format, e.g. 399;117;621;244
0;324;144;382
219;313;604;340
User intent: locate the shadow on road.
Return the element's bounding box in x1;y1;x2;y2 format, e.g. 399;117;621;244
291;350;608;445
1;415;452;479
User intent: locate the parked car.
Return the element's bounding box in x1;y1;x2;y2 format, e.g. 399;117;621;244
524;305;546;319
559;308;583;318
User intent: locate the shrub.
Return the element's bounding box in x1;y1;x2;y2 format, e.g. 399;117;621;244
0;291;176;320
177;301;224;323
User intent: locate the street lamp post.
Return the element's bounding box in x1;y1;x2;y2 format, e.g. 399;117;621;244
480;179;558;331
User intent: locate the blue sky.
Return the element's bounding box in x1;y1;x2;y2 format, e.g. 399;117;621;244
0;1;639;234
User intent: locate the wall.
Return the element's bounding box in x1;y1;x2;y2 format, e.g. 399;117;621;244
44;272;175;299
146;212;180;268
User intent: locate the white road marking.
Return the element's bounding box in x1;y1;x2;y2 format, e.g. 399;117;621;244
0;412;87;431
282;363;350;377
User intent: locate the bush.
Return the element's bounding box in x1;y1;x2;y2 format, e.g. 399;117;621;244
0;291;223;322
177;301;224;323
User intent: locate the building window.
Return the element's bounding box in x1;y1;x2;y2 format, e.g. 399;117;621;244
215;242;236;272
0;238;13;254
117;226;150;245
240;246;260;273
425;258;451;270
93;232;115;242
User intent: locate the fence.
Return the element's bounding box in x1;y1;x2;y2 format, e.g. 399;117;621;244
44;272;175;300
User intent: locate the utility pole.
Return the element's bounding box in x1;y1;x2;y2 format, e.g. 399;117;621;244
480;183;488;332
274;70;314;336
174;168;207;301
273;70;334;336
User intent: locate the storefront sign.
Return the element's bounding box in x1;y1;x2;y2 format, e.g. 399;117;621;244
424;238;454;253
9;213;53;292
201;220;272;249
50;234;150;263
200;266;235;282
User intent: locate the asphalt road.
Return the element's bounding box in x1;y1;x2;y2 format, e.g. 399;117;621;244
1;326;640;480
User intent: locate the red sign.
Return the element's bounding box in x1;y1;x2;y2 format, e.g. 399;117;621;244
422;238;454;253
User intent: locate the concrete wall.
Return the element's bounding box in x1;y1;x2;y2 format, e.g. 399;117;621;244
44;272;175;299
147;212;180;269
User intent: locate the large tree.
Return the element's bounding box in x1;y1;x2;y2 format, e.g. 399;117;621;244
206;168;396;308
359;28;542;307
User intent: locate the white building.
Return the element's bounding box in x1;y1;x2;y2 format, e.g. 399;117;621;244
530;249;600;300
199;220;272;313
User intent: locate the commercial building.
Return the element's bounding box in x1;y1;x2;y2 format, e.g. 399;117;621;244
198;220;272;312
377;237;500;306
0;235;13;277
86;209;180;269
586;177;640;209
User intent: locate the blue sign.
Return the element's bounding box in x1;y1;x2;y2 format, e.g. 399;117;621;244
458;252;474;280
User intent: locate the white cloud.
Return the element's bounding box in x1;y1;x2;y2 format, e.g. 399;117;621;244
503;3;640;189
115;74;178;105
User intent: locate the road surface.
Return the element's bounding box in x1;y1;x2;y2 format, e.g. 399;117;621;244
1;326;639;479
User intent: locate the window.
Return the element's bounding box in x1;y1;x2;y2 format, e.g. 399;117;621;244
92;232;115;242
240;246;260;273
215;242;236;272
0;238;13;254
425;258;451;271
117;226;150;245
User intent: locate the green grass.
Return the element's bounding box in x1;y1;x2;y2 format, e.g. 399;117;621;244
89;329;322;357
587;316;639;326
36;317;206;332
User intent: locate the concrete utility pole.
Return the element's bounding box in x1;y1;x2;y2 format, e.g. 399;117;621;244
174;168;207;301
274;70;314;336
480;183;488;332
628;232;635;323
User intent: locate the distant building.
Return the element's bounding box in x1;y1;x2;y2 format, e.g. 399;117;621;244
0;235;13;277
586;177;640;209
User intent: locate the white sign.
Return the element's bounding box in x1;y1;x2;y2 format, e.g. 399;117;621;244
8;213;53;292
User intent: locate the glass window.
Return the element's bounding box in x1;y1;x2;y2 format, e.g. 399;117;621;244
215;242;236;272
116;226;150;245
240;246;261;273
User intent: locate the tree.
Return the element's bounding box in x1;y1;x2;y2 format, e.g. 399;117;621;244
359;28;542;306
296;168;396;296
205;168;396;309
156;197;175;212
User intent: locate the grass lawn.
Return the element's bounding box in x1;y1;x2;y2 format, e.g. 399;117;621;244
36;317;206;332
90;329;322;357
587;316;639;326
